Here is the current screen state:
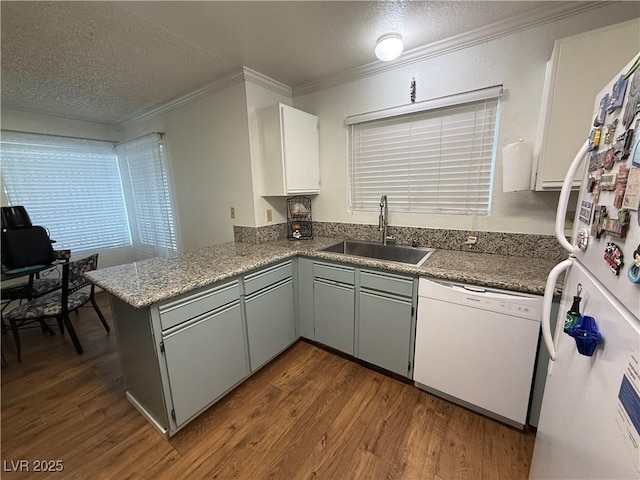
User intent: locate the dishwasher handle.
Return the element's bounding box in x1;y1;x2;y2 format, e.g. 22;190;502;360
451;284;528;301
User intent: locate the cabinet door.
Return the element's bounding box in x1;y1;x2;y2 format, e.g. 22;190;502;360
245;279;295;372
313;279;354;355
358;290;412;377
163;301;248;428
281;105;319;194
534;20;640;190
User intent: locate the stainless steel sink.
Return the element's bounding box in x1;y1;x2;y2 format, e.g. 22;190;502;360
321;240;435;267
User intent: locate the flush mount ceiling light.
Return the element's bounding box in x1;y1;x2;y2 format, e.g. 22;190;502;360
375;33;404;61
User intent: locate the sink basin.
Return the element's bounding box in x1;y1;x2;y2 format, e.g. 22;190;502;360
321;240;435;267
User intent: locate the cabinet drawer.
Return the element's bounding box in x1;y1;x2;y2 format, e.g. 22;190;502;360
243;260;292;296
360;270;414;298
313;262;355;285
158;281;240;331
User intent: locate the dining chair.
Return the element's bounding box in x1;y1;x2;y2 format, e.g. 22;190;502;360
4;253;109;361
0;250;70;334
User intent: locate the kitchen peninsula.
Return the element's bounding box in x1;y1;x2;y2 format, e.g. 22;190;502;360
86;237;561;436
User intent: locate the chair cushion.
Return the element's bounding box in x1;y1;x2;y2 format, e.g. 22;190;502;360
32;278;62;296
1;278;60;300
5;290;90;320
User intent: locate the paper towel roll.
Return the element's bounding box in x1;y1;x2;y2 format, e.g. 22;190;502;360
502;141;533;192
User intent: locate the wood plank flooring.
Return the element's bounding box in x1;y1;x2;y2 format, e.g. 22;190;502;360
1;293;535;479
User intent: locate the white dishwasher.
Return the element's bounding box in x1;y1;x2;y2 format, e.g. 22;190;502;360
414;277;542;428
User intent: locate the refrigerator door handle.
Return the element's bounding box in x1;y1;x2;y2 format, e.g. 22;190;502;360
555;140;590;254
542;259;573;364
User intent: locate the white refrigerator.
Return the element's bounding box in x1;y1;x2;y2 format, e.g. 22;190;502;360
530;55;640;479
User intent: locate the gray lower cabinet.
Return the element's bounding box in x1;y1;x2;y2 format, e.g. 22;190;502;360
245;278;295;372
111;279;249;436
358;290;413;376
308;262;416;378
357;270;416;378
111;257;417;436
162;300;249;428
313;278;355;355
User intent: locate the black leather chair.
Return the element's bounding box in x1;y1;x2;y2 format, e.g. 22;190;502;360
4;253;109;361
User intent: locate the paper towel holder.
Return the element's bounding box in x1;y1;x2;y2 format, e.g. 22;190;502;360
502;138;533;193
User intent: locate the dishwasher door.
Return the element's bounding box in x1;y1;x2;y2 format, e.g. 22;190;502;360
414;277;542;428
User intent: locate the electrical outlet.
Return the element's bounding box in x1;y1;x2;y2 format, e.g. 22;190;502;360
266;209;273;222
230;207;235;219
464;236;478;245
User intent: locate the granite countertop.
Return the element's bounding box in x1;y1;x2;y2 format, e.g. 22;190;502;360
86;237;561;309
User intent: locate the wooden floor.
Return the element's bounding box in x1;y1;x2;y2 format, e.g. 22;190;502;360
1;293;535;479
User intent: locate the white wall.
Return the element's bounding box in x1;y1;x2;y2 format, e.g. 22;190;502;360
119;81;256;252
293;5;639;235
244;80;292;226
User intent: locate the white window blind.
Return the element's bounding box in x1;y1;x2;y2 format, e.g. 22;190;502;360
348;90;501;215
0;131;132;252
116;133;177;258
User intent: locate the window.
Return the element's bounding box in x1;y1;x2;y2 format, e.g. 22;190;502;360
347;86;502;215
1;130;178;265
0;131;131;252
116;134;177;258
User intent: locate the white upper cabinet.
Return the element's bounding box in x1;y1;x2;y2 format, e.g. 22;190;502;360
532;19;640;191
259;103;320;196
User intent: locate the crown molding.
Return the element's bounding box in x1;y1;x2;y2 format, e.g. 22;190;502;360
242;67;292;98
1;107;117;128
117;69;246;127
116;67;292;127
292;1;609;97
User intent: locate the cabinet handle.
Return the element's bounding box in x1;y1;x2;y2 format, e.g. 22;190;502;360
361;271;412;285
244;278;292;302
244;261;292;281
162;300;240;338
159;282;238;314
313;278;354;292
314;262;354;273
360;288;411;304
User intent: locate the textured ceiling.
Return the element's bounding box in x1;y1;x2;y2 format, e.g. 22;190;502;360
0;1;598;125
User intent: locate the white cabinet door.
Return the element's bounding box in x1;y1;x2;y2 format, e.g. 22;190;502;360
533;20;640;191
163;301;249;428
259;103;319;196
281;105;319;194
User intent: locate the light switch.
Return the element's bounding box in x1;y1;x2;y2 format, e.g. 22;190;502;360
266;209;273;222
230;207;235;219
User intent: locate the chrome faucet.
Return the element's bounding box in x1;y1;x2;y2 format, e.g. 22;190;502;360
379;194;388;245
